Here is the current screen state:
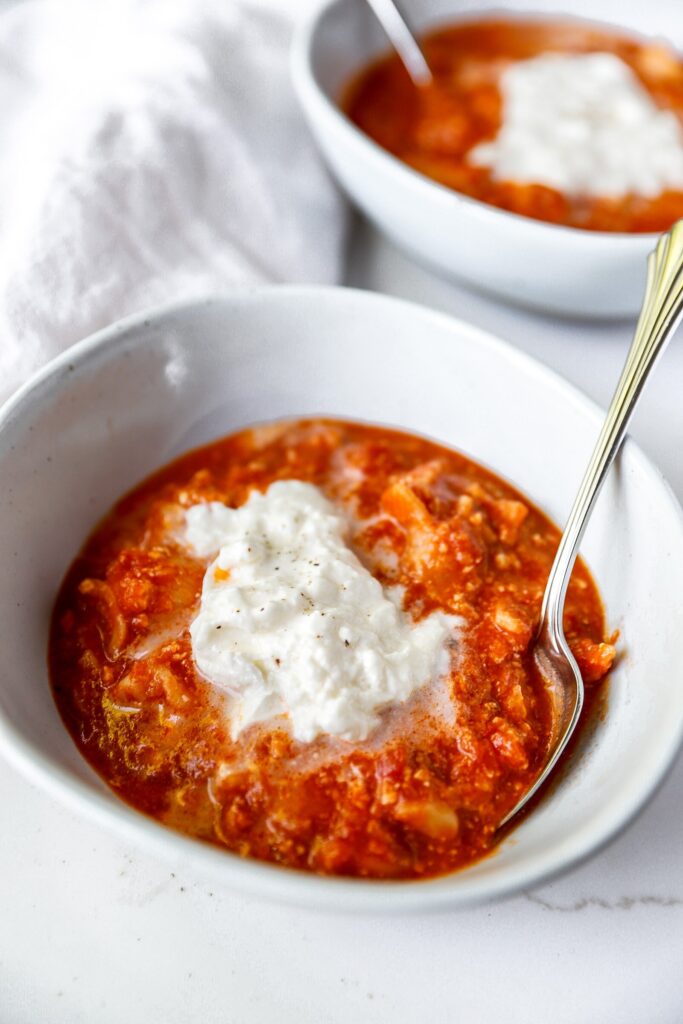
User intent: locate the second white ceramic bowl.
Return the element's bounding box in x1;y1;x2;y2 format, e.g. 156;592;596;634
292;0;683;318
1;287;683;911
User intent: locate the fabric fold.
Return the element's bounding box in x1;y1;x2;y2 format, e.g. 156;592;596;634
0;0;347;402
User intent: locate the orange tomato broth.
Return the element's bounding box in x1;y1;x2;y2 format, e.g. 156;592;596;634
343;17;683;232
50;419;615;879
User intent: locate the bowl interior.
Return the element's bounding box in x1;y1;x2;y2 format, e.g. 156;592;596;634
311;0;683;102
1;287;682;909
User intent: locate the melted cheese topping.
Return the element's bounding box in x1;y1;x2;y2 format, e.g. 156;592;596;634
185;481;456;742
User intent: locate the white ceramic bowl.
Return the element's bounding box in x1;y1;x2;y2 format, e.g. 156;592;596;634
292;0;683;318
0;286;682;912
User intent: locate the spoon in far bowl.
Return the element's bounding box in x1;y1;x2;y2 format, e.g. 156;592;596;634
500;220;683;828
363;0;432;86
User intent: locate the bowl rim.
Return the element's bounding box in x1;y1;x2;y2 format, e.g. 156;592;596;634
1;284;683;913
291;0;662;247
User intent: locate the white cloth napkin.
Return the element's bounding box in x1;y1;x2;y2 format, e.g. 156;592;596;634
0;0;347;402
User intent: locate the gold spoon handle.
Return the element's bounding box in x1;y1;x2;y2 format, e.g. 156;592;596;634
500;222;683;829
541;221;683;640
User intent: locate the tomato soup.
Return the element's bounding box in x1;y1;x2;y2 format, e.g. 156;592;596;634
343;18;683;233
50;420;615;879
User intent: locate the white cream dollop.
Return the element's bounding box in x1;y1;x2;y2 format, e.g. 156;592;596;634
469;52;683;198
185;481;455;743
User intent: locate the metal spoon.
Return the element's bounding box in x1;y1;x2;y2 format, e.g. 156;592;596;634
364;0;432;86
501;220;683;827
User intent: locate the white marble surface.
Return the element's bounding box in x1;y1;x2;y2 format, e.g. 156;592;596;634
2;218;683;1024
